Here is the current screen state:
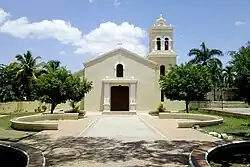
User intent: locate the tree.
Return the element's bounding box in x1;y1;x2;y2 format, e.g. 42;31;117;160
229;42;250;104
0;63;24;102
0;64;14;102
15;50;41;100
223;65;235;88
188;42;223;67
188;42;224;101
43;60;61;73
35;67;92;113
36;67;69;113
64;75;92;112
159;64;213;113
209;59;224;100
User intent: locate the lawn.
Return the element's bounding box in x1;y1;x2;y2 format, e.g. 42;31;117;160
0;112;38;142
191;110;250;139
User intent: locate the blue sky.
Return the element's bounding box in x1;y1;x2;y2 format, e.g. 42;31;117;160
0;0;249;72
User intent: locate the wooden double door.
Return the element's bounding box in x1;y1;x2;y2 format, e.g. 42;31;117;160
110;86;129;111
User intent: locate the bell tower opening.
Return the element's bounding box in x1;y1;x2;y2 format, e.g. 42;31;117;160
164;37;169;50
156;37;161;50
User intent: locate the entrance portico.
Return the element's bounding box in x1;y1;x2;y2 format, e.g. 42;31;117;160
102;77;137;112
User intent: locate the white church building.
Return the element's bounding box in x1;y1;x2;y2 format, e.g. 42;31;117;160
84;15;184;112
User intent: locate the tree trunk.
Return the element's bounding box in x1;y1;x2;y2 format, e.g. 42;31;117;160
185;101;189;113
51;102;57;114
214;88;216;101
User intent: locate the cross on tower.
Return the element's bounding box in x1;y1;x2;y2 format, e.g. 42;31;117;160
117;42;123;47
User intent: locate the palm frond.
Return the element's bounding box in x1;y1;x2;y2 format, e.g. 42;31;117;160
207;58;223;69
209;49;223;57
200;42;207;55
187;49;202;57
15;54;26;64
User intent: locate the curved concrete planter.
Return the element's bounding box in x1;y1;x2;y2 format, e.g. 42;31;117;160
159;113;223;128
189;140;250;167
11;113;78;131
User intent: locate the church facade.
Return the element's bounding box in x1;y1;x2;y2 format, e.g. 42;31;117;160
84;15;179;112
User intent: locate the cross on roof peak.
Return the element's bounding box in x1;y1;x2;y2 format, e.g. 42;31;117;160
117;42;123;47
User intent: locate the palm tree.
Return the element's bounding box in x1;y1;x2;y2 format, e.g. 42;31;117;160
43;60;61;73
188;42;224;101
188;42;223;67
15;50;41;100
223;66;235;88
209;59;223;100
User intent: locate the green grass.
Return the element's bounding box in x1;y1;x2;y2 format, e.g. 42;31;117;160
191;110;250;139
0;112;38;142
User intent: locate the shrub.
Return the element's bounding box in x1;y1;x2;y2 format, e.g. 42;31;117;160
14;109;22;113
157;103;165;113
149;103;167;116
69;101;80;113
34;106;43;113
41;105;47;112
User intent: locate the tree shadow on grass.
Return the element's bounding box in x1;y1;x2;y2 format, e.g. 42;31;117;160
19;134;212;166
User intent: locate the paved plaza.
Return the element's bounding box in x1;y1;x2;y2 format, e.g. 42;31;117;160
21;113;219;167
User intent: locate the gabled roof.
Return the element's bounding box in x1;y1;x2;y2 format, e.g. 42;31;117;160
83;47;158;69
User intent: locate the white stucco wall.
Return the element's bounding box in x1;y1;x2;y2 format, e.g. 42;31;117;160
84;49;161;112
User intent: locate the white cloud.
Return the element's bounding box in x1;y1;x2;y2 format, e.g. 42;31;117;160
0;8;147;56
59;51;66;55
74;22;147;55
114;0;121;7
0;17;82;44
0;8;9;24
88;0;94;3
234;21;247;27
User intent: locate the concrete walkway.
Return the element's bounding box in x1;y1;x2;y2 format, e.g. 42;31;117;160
21;113;219;167
138;114;218;141
82;115;165;141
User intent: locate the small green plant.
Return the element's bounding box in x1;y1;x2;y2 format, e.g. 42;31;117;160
157;103;165;113
34;106;42;113
41;105;47;112
14;109;22;113
69;101;80;113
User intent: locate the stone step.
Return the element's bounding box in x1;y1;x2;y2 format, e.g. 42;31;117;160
102;111;137;115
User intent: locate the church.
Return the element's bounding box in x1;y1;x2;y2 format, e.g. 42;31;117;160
84;15;180;112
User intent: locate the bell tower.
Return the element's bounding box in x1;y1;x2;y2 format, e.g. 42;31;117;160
148;14;177;71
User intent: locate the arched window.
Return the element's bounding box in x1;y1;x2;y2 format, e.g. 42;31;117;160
164;37;169;50
116;64;123;77
156;37;161;50
160;65;165;76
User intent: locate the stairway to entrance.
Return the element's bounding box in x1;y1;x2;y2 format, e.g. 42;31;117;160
102;111;136;115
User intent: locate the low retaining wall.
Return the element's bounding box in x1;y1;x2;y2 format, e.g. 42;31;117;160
159;113;223;128
11;113;78;131
190;101;249;110
42;113;79;120
200;108;250;118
